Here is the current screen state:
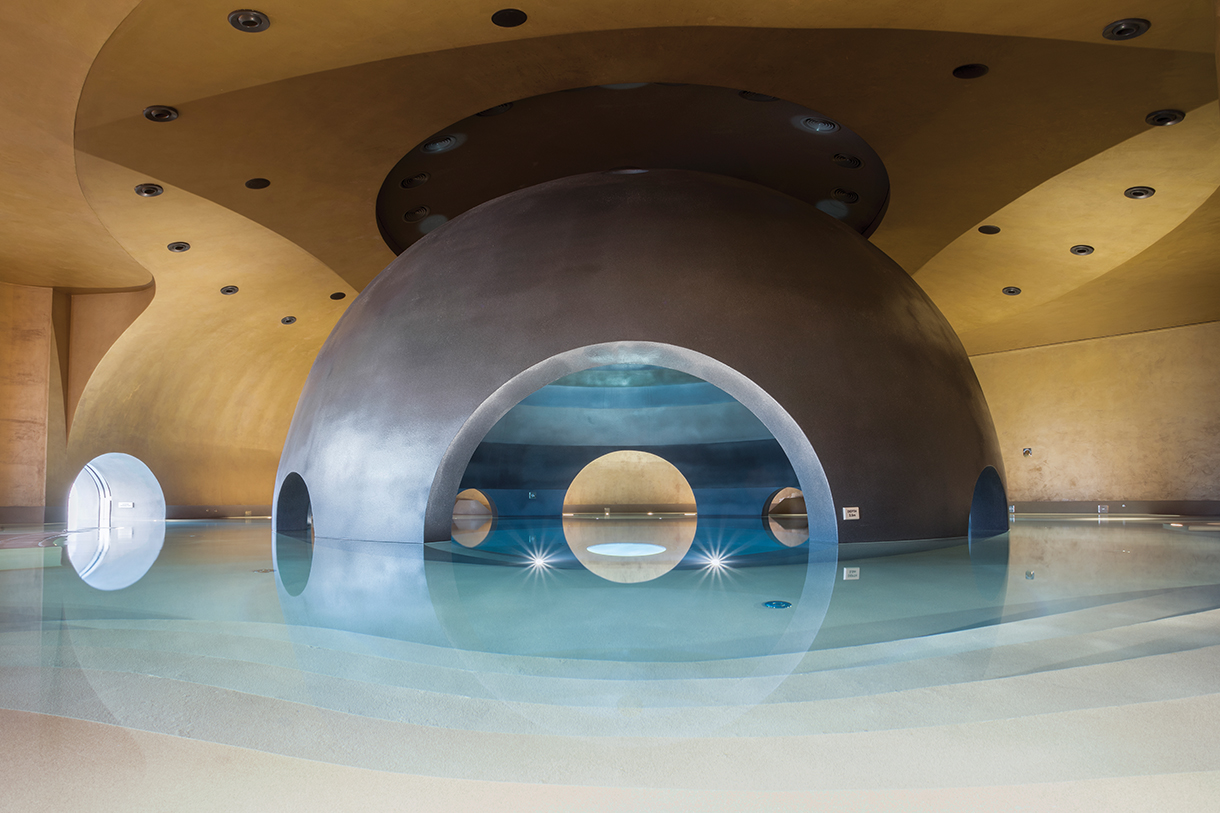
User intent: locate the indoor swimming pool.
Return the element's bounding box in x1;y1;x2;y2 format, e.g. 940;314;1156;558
3;514;1219;805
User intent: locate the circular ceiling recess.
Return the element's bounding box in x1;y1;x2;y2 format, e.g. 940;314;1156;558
245;178;271;189
491;8;527;27
134;183;163;197
952;63;989;79
220;285;239;295
1002;286;1022;296
376;84;890;254
167;241;190;252
1145;109;1185;127
1124;186;1156;199
978;225;1001;235
228;10;270;32
281;316;296;325
1070;244;1095;255
143;106;178;122
1102;18;1151;41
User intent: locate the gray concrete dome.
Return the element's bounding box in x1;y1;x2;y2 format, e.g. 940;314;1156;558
275;169;1004;545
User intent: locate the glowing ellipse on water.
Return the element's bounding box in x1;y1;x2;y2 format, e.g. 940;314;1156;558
587;542;667;557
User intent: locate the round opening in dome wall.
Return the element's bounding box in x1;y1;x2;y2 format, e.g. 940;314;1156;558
1070;245;1095;256
1125;186;1156;200
245;178;271;189
796;116;839;134
167;242;190;253
491;8;527;27
739;91;778;101
952;63;989;79
477;103;513;117
281;316;296;325
330;292;346;300
832;188;859;204
143;106;178;122
134;183;163;197
220;285;239;295
1145;109;1185;127
978;225;1001;235
421;135;461;154
401;173;430;189
228;9;270;32
1103;18;1150;40
404;206;430;223
1002;286;1022;296
832;154;862;169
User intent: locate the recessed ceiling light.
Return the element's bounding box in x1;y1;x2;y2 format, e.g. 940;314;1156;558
978;225;1001;235
421;134;463;154
952;63;989;79
796;116;839;134
739;91;779;101
1002;286;1022;296
244;178;270;189
1125;186;1156;199
606;167;648;174
220;285;239;295
1145;109;1185;126
281;316;296;325
404;206;430;222
143;106;178;122
1103;18;1151;41
1070;245;1095;255
832;154;862;168
832;188;859;204
401;173;429;189
228;10;270;32
167;241;190;252
491;8;527;27
134;183;163;197
329;292;346;300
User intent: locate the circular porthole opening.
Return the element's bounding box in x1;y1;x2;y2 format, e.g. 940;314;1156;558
764;487;809;547
65;453;166;590
275;472;314;596
452;488;497;548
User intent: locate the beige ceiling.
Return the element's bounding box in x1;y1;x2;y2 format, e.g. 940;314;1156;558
2;0;1218;502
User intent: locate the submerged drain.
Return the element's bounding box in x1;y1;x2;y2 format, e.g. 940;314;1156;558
763;600;792;609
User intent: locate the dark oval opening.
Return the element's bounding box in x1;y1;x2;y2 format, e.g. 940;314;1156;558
275;472;314;596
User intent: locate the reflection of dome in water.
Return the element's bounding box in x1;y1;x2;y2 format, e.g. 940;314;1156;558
451;488;495;548
765;487;809;548
563;450;697;582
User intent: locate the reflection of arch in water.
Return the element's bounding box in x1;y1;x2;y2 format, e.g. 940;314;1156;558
65;453;165;590
561;450;697;583
763;486;809;547
275;472;314;597
451;488;496;548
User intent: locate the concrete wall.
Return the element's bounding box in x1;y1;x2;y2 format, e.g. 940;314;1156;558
972;321;1220;507
0;282;51;523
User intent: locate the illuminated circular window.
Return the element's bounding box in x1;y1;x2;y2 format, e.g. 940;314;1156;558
452;488;496;548
65;453;166;590
562;450;696;583
764;487;809;547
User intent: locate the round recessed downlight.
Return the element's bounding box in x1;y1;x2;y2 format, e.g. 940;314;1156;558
220;285;239;295
228;9;269;32
167;241;190;252
796;116;839;134
952;63;989;79
1002;286;1022;296
491;8;527;27
401;172;430;189
477;103;513;116
404;206;430;222
421;135;461;154
134;183;163;197
329;292;346;300
281;316;296;325
1145;109;1185;127
832;153;862;169
978;225;1001;235
1125;186;1156;200
1070;244;1095;255
832;188;859;204
143;105;178;122
244;178;270;189
1103;18;1150;41
739;91;779;101
587;543;666;557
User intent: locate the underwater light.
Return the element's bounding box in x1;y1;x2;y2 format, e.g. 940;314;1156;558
587;543;666;557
